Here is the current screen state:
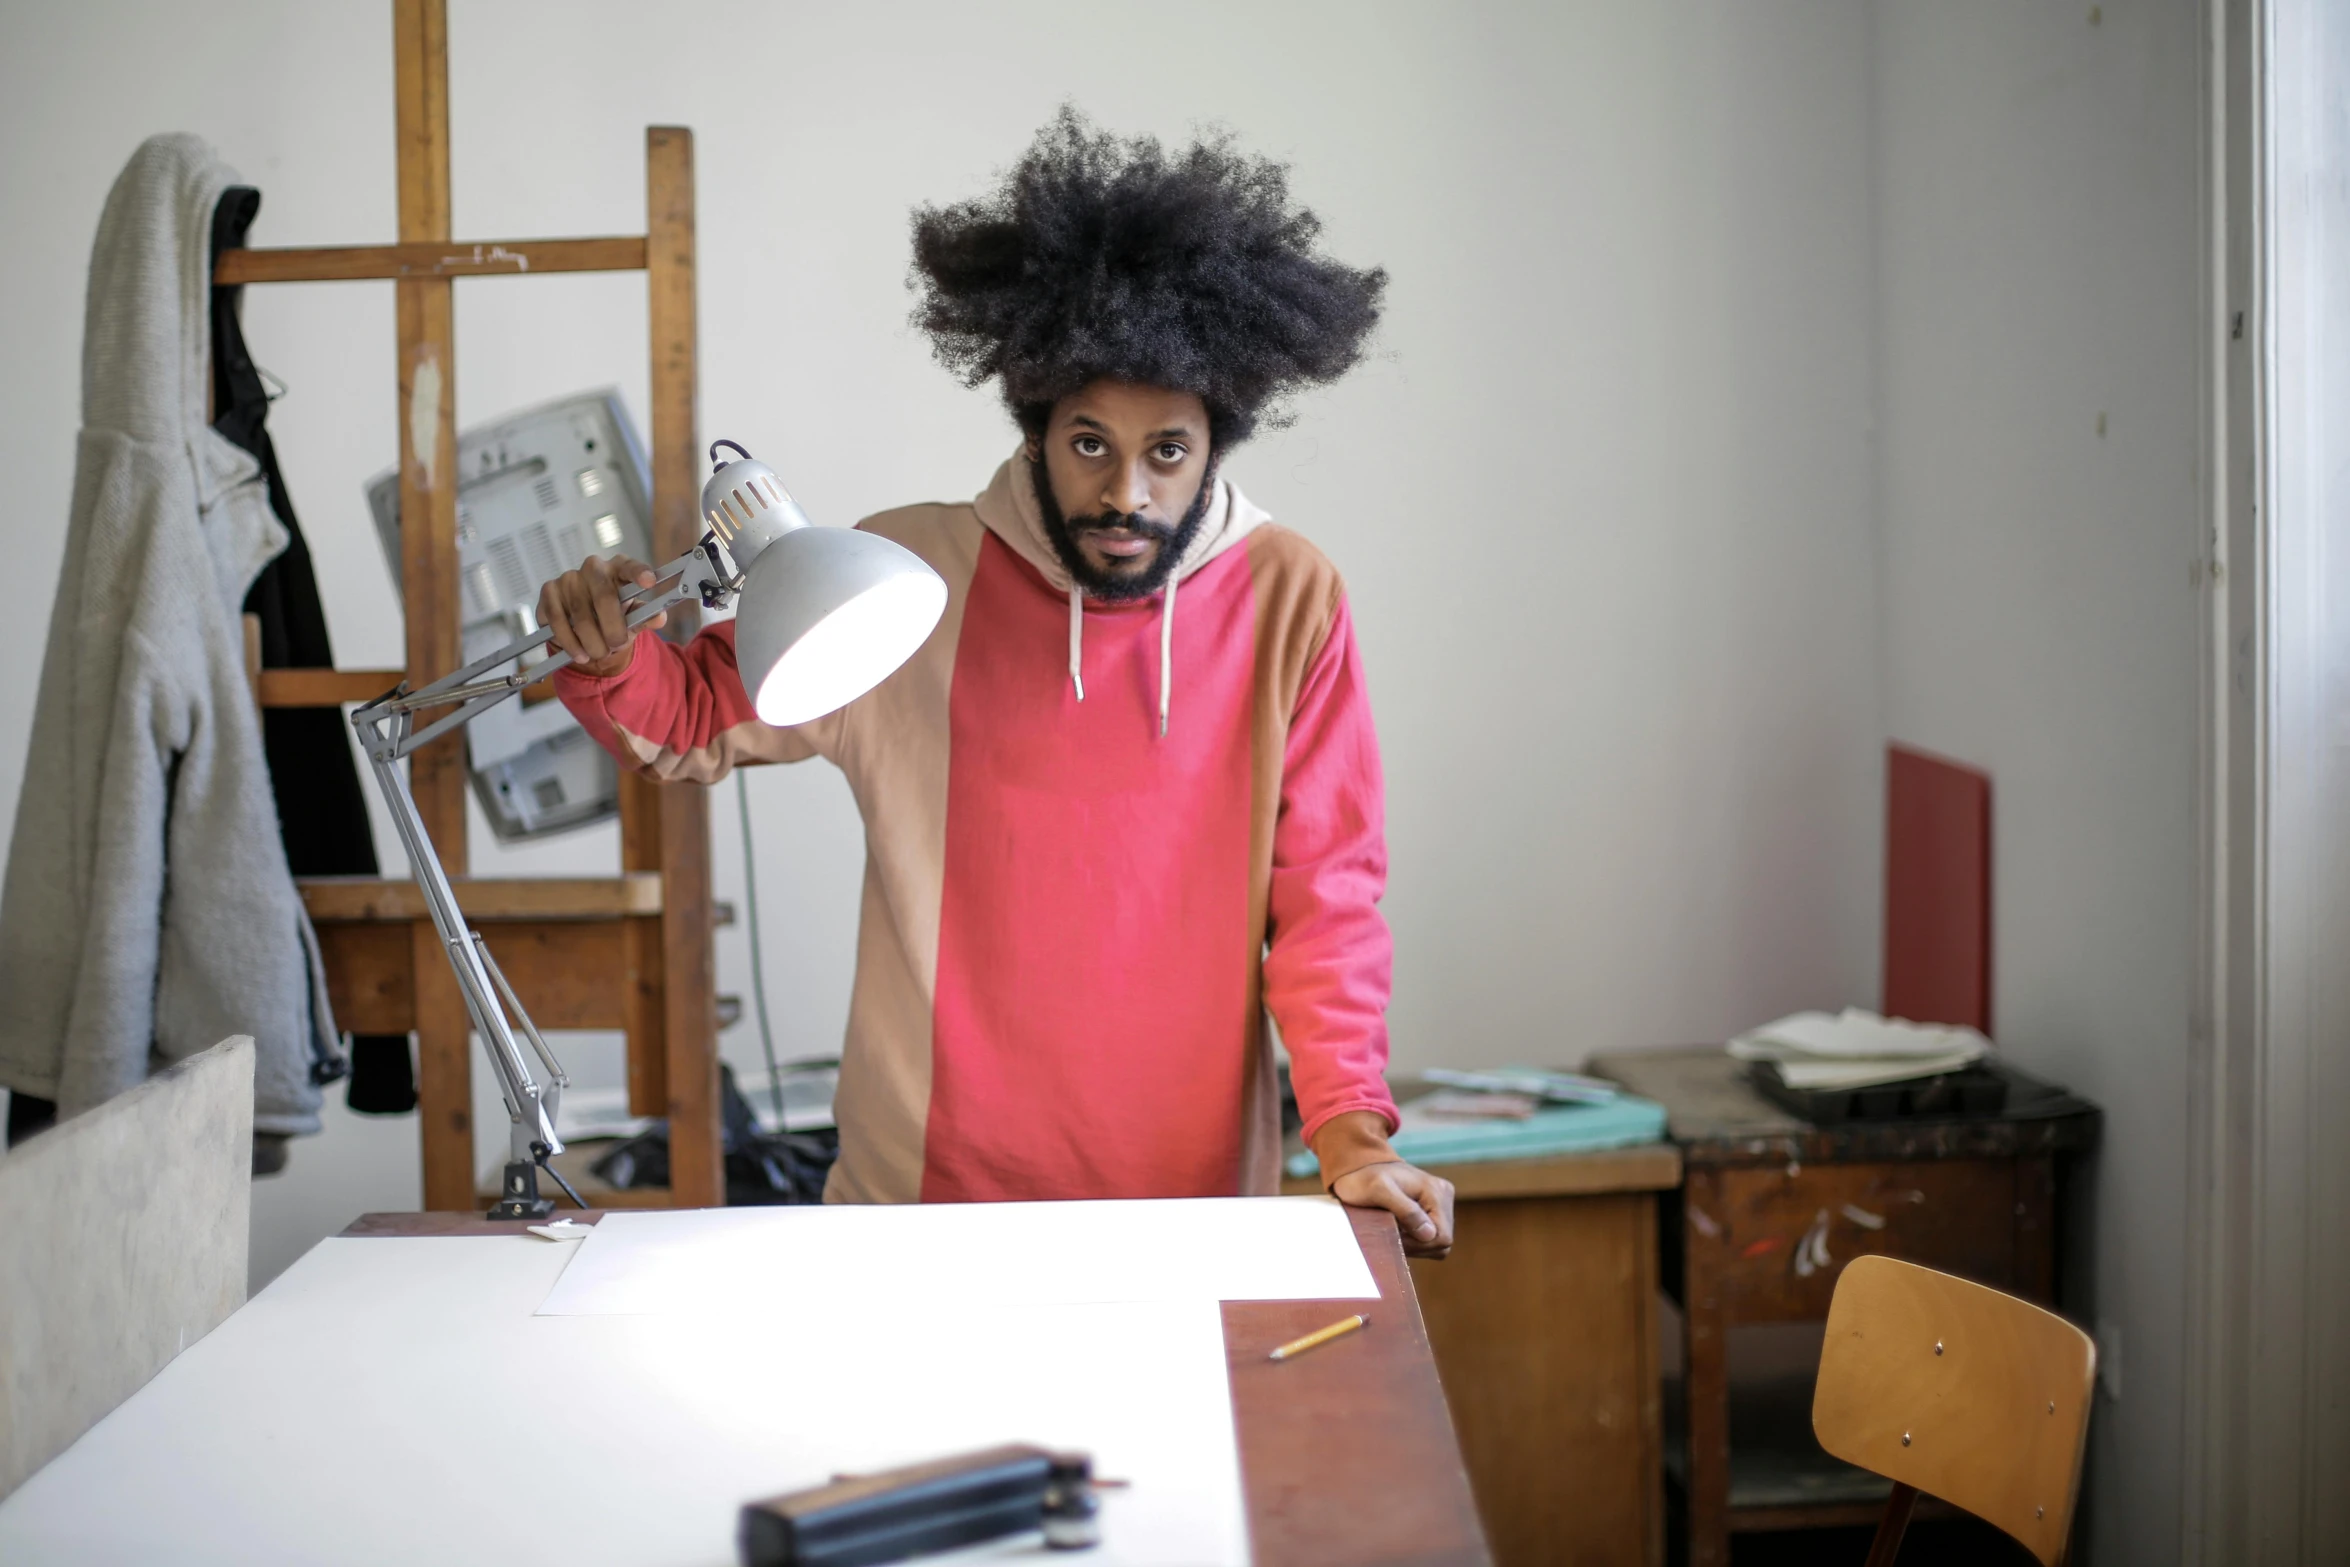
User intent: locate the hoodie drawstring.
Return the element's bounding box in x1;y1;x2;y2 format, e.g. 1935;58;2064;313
1066;578;1177;738
1157;571;1176;738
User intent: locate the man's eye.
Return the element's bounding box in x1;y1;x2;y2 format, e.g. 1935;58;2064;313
1156;443;1186;462
1074;436;1105;457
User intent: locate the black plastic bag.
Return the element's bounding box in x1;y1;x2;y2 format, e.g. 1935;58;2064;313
591;1062;837;1204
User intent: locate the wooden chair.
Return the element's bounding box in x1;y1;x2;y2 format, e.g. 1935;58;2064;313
1812;1254;2096;1567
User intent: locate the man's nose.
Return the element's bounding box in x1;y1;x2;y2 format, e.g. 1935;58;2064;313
1101;461;1152;518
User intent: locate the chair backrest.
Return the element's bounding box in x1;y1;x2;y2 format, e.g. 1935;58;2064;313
0;1037;253;1498
1813;1255;2094;1566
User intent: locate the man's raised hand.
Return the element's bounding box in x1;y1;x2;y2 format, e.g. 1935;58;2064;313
537;554;665;679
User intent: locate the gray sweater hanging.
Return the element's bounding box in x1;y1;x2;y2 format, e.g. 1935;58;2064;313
0;134;339;1138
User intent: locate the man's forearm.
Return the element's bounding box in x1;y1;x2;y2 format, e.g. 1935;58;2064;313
553;618;819;782
1310;1108;1402;1189
1321;1123;1456;1259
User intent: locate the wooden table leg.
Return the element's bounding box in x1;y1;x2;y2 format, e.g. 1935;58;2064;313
1634;1190;1664;1567
1682;1168;1733;1567
2014;1153;2057;1304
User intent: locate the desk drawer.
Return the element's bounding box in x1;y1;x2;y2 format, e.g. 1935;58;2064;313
1692;1160;2019;1321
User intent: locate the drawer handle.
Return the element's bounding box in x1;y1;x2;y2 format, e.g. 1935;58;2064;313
1793;1209;1834;1277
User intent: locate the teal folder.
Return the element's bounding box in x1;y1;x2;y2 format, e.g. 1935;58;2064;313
1285;1093;1669;1179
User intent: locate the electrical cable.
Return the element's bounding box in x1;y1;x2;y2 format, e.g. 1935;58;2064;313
736;769;788;1127
536;1151;587;1210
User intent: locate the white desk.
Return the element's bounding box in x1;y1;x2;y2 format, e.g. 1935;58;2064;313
0;1202;1489;1567
0;1229;1256;1564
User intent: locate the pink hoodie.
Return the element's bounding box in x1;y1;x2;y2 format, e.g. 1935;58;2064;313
554;452;1400;1201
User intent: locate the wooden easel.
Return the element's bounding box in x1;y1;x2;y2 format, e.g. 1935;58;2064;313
220;0;721;1210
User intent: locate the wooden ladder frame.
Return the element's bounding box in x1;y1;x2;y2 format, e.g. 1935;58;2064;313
223;0;720;1210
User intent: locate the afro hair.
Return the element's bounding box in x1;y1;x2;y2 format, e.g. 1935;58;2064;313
909;106;1386;448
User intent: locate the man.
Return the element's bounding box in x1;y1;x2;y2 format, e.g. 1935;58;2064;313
540;110;1454;1256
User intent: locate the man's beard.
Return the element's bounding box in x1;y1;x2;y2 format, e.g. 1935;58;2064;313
1033;457;1216;602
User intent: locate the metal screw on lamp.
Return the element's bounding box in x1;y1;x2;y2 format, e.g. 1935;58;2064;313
350;441;947;1218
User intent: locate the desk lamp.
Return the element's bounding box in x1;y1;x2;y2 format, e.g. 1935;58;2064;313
350;442;947;1217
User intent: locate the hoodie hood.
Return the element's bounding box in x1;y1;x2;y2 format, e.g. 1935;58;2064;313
971;448;1268;595
83;133;284;616
971;448;1271;735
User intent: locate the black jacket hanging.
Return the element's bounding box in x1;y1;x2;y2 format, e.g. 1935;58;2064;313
211;186;414;1115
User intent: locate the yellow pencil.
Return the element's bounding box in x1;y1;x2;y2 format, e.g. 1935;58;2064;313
1268;1313;1370;1361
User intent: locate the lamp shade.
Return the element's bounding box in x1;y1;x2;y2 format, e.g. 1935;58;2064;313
733;524;947;727
701;442;947;726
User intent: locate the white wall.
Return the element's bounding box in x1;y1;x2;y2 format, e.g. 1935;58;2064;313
1868;4;2201;1562
0;0;1886;1279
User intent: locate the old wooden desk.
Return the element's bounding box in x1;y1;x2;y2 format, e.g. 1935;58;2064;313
1588;1048;2099;1567
1287;1142;1683;1566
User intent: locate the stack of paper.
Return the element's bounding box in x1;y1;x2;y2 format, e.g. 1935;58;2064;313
535;1198;1379;1315
1418;1067;1621;1105
1728;1008;1991;1090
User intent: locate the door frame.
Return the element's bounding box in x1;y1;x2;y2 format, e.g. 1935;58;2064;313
2185;0;2350;1558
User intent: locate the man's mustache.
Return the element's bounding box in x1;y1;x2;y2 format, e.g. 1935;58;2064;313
1066;511;1176;542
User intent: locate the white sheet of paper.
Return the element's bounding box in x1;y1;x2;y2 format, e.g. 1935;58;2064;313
0;1236;1251;1567
534;1197;1378;1318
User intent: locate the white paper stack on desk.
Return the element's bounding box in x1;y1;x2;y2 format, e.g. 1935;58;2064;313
1728;1007;1992;1090
537;1196;1379;1316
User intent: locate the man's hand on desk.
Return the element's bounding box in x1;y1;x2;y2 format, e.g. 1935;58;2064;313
1330;1160;1456;1260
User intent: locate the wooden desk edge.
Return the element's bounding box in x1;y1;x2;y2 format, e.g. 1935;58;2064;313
1430;1141;1680;1199
1280;1140;1682;1201
342;1210;606;1236
342;1205;1492;1567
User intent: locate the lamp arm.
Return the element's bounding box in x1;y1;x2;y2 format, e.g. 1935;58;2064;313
371;536;739;751
347;535;739;1217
